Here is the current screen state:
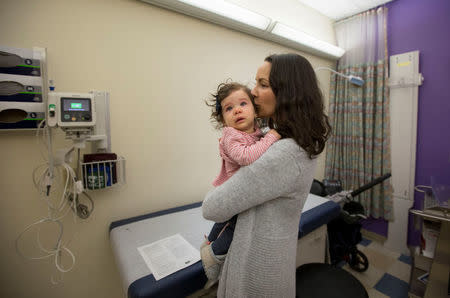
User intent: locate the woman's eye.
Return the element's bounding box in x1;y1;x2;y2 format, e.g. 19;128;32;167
240;102;247;106
256;81;268;88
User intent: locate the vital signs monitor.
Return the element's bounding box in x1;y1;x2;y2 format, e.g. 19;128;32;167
47;92;96;128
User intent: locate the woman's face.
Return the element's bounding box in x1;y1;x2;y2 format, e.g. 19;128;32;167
251;61;276;118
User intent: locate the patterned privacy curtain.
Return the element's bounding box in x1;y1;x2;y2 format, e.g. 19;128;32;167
325;7;393;220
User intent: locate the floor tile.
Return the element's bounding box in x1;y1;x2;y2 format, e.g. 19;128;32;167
342;263;385;289
343;240;412;298
387;259;411;283
359;237;372;247
374;273;409;298
361;247;397;272
366;241;401;260
367;288;390;298
398;254;412;265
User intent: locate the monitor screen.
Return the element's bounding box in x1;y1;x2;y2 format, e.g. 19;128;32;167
61;97;91;112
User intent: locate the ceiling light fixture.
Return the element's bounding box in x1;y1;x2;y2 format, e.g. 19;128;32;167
140;0;345;60
141;0;271;30
271;23;345;59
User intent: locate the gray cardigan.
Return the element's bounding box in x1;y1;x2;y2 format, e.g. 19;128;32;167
202;139;316;298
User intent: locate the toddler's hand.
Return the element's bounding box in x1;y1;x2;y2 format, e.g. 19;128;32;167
268;129;281;139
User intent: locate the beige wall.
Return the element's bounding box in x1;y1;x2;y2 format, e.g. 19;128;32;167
0;0;335;297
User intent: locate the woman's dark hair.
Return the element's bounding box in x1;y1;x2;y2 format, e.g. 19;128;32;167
206;81;255;129
265;53;331;158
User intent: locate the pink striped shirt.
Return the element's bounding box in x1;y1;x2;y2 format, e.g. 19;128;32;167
212;126;280;186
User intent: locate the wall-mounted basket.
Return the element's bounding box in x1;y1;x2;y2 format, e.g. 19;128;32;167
81;153;126;190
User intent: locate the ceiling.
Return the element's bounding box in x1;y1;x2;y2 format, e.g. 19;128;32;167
296;0;394;20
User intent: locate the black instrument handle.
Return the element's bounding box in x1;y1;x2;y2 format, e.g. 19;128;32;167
350;173;391;197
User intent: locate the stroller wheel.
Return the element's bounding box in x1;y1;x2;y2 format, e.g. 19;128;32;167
349;250;369;272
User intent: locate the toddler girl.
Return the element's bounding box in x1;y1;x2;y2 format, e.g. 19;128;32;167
201;81;280;287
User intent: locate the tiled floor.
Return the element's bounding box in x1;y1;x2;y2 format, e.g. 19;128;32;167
339;238;412;298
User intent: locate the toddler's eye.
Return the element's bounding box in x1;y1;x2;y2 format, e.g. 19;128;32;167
240;102;247;106
225;106;232;112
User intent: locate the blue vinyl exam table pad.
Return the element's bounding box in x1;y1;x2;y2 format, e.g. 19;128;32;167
109;194;340;298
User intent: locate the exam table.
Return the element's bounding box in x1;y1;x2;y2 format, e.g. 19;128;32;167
109;194;340;298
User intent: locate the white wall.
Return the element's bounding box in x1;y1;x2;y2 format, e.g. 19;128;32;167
0;0;336;297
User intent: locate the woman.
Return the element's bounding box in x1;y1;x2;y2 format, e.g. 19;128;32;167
202;53;331;297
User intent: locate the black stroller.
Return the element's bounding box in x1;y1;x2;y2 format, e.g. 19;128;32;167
310;173;392;272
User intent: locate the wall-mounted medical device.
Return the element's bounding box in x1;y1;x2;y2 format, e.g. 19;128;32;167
47;92;96;129
13;46;126;283
0;46;46;130
47;91;111;153
388;52;424;89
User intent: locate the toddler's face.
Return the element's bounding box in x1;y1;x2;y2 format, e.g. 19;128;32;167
221;90;256;134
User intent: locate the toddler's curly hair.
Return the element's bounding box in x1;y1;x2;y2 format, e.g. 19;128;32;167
206;81;256;130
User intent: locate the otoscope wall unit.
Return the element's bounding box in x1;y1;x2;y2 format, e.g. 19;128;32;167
0;46;47;130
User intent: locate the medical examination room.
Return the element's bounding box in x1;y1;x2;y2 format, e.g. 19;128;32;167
1;0;449;297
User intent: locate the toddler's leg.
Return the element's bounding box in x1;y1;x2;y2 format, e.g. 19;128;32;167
210;224;234;255
211;215;237;255
201;216;237;288
207;222;228;242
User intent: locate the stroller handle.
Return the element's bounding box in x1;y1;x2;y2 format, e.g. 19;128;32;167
350;173;391;197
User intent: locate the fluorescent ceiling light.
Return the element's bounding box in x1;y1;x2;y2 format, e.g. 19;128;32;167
140;0;345;60
271;22;345;59
178;0;271;30
142;0;271;31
